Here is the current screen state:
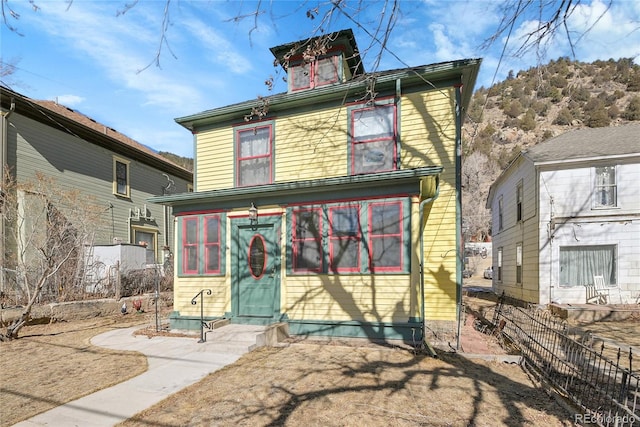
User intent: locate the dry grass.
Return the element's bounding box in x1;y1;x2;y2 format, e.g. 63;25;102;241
118;340;575;427
0;314;150;427
7;305;637;426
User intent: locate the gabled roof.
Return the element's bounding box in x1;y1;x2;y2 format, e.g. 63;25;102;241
486;123;640;207
1;86;192;181
522;123;640;164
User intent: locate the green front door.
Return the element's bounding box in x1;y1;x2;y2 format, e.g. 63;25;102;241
232;218;281;319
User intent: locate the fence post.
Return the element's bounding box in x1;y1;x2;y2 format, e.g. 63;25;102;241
115;261;121;300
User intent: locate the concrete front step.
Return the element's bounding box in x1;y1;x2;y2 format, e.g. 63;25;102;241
200;322;290;354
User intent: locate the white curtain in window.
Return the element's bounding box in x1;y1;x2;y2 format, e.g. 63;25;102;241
559;245;616;286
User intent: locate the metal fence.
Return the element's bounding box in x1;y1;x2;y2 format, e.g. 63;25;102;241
492;294;639;426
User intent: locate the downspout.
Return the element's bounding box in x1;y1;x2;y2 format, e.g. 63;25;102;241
1;98;15;294
420;176;440;357
454;83;463;351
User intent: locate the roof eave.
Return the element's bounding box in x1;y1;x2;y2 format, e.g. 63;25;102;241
175;58;482;131
149;166;443;207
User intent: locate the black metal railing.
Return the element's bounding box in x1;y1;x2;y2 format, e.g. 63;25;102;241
191;289;212;343
491;295;639;426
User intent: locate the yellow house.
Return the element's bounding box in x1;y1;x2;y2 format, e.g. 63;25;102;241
150;30;481;344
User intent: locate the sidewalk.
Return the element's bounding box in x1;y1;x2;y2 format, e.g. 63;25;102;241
13;324;267;427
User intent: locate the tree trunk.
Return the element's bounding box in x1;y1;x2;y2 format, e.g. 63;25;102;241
1;267;52;340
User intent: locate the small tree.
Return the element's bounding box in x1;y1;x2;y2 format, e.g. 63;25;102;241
1;172;107;340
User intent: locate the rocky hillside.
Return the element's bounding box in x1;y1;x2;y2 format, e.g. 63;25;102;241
461;57;640;241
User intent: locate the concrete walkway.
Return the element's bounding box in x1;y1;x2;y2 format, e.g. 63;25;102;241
13;324;267;427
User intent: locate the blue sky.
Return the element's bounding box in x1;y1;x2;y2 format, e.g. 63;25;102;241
2;0;639;158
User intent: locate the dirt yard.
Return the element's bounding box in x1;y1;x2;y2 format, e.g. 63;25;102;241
2;289;637;427
2;312;579;427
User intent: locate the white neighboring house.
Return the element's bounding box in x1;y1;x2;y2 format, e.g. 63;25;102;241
486;124;640;305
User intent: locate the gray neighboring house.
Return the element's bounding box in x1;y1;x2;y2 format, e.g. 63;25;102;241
486;124;640;305
1;86;192;280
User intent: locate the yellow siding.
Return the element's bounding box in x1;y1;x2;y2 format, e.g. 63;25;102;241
283;275;417;322
195;88;457;191
400;89;456;170
423;182;459;321
196;127;235;191
275;106;348;181
174;277;229;317
181;84;461;324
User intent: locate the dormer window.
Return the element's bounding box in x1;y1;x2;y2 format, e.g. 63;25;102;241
270;29;365;95
289;54;340;92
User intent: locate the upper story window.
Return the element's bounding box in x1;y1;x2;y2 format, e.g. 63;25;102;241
236;123;273;187
113;157;130;198
516;182;523;222
498;196;504;231
349;101;397;175
594;166;617;208
289;54;340;92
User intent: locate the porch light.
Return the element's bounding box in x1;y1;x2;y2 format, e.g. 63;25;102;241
249;202;258;226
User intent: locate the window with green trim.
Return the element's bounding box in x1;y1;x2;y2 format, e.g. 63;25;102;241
179;214;225;276
368;201;403;272
288;198;409;275
349;101;397;175
292;209;323;272
236;123;273;187
329;205;361;272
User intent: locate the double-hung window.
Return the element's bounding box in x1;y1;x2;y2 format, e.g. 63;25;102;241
113;157;130;198
594;166;617;208
497;247;503;282
183;217;199;274
180;214;224;276
498;196;504;231
289;54;340;92
329;206;361;272
236;123;273;187
350;101;397;175
368;201;403;272
203;216;222;274
516;243;523;284
292;209;323;272
516;183;523;222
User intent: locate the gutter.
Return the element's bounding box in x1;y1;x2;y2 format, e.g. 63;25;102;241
419;175;440;358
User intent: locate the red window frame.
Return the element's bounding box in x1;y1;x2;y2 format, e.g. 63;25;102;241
350;103;397;175
236;124;273;187
203;215;221;274
290;55;340;92
182;217;199;275
292;208;323;272
328;205;361;273
368;201;403;272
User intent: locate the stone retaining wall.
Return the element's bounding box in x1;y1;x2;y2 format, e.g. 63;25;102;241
0;293;172;326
